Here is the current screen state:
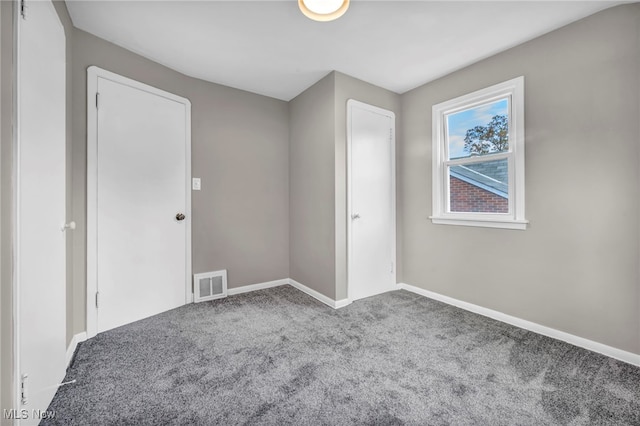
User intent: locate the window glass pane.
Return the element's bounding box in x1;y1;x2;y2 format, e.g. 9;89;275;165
449;159;508;213
446;98;509;160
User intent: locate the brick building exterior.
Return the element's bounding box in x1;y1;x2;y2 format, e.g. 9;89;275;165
449;176;508;213
449;159;508;213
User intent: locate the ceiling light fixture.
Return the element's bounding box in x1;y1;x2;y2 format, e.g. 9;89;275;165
298;0;350;22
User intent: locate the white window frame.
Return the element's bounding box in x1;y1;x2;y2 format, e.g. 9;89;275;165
430;76;527;230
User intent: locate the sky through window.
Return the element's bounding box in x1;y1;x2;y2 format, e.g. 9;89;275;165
446;98;509;159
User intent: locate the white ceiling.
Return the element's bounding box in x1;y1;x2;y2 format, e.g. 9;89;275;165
66;1;623;101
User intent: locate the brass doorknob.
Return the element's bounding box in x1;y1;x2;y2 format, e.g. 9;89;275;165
176;213;186;221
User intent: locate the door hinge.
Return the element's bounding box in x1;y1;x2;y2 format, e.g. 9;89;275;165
391;262;394;273
21;374;28;405
95;291;99;308
96;92;100;109
20;0;27;19
389;128;393;141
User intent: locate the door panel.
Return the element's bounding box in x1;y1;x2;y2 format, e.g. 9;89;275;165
348;101;395;301
17;0;67;420
96;77;188;333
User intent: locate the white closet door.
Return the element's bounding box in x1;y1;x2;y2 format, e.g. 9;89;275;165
348;100;396;301
93;72;190;334
17;0;67;421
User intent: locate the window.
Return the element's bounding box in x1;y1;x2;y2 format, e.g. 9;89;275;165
431;77;527;230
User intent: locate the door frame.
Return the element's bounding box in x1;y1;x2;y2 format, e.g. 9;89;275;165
86;66;192;338
12;0;23;412
346;99;397;302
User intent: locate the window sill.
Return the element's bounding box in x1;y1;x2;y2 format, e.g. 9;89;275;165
429;216;528;230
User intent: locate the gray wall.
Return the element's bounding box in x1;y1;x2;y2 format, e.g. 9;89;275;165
334;72;401;300
400;4;640;354
71;29;290;337
289;73;336;299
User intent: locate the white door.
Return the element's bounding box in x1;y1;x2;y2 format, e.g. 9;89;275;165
17;0;67;421
87;68;191;335
348;100;396;301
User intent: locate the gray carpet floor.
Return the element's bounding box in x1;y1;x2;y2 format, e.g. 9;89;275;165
45;285;640;425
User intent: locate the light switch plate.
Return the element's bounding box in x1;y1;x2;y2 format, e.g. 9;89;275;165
192;178;201;191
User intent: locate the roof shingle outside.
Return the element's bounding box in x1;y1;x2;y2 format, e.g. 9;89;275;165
450;158;508;198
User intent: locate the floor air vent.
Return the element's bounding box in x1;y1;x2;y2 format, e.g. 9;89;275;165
193;270;227;303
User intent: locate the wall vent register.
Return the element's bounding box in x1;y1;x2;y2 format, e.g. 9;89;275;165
193;270;227;302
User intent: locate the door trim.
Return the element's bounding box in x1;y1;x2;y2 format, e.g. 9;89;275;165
86;66;192;338
346;99;397;302
12;0;22;413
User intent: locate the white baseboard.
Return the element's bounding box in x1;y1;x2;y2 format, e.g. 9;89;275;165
288;279;351;310
227;278;289;296
226;278;351;310
66;332;87;368
334;298;352;309
398;282;640;367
